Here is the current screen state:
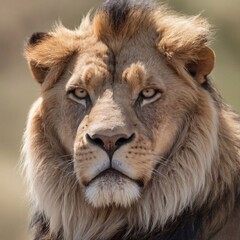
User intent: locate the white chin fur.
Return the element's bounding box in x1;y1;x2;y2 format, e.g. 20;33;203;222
84;177;141;208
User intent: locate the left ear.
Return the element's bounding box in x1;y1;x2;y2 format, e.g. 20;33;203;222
185;47;215;84
24;24;79;85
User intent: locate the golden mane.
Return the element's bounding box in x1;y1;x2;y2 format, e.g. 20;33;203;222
23;1;240;240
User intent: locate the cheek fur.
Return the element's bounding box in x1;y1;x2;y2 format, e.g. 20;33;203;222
135;102;163;138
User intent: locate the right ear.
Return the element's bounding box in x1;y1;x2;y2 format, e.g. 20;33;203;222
25;26;79;84
26;32;51;83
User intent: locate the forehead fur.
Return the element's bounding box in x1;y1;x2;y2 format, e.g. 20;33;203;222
93;0;212;61
25;0;213;82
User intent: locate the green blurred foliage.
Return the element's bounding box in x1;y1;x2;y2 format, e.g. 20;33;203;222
0;1;239;239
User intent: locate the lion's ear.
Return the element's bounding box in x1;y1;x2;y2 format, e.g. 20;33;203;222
156;14;215;85
25;27;77;84
25;32;52;84
185;47;215;85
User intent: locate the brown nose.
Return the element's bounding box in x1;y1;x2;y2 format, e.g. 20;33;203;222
86;133;135;158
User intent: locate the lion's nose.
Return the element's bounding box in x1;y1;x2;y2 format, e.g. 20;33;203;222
86;133;135;158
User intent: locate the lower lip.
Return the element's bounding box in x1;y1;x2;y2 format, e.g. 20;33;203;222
84;168;144;188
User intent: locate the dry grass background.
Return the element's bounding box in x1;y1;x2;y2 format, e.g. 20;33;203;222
0;0;239;239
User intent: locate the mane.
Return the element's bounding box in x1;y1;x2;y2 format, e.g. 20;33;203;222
23;1;240;239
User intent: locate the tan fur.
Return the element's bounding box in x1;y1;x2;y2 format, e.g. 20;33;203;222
23;2;240;240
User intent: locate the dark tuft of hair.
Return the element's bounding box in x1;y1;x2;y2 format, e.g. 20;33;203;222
101;0;130;29
29;32;49;45
101;0;154;29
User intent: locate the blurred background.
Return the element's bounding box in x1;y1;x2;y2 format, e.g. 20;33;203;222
0;0;239;239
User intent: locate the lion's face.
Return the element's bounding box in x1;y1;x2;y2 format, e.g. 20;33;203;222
24;2;222;238
39;35;197;208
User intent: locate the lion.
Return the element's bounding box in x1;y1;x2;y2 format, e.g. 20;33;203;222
22;0;240;239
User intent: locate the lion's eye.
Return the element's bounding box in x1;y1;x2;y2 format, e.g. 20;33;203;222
141;88;157;99
140;88;161;107
74;88;88;99
68;88;89;107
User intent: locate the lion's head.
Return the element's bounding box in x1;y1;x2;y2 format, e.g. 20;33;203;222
23;1;240;240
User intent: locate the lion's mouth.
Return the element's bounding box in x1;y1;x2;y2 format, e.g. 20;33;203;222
84;168;144;188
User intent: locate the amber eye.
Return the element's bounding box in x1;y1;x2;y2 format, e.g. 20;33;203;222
139;88;162;107
73;88;88;99
68;88;89;107
141;88;157;98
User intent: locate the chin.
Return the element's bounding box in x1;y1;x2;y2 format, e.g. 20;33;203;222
83;169;142;208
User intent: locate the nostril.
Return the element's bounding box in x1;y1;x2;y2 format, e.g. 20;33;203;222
93;137;104;148
86;134;104;149
115;133;135;148
115;138;127;148
86;133;135;158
